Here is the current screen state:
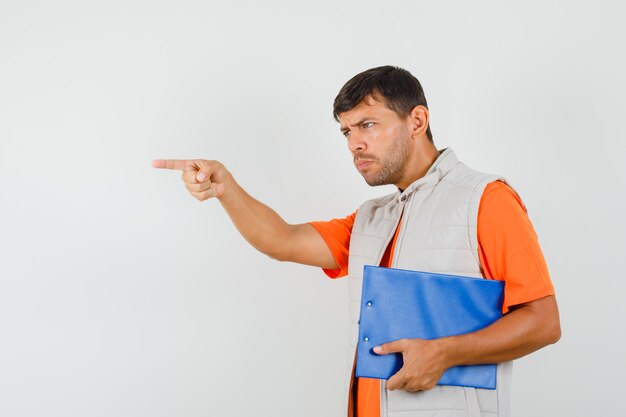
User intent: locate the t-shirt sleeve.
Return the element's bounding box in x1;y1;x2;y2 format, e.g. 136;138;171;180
308;212;356;279
478;181;555;314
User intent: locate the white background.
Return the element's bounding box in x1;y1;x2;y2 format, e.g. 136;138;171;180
1;1;625;416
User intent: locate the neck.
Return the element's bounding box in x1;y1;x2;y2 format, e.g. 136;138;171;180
395;141;440;190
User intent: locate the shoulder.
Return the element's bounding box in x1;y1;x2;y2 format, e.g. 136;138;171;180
480;180;527;214
443;162;503;193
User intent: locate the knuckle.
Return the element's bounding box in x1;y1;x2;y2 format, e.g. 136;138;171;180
197;159;212;170
186;173;199;183
192;183;211;193
197;183;211;193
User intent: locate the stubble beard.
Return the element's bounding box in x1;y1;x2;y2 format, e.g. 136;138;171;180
356;133;410;187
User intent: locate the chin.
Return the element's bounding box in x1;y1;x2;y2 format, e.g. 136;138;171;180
363;176;389;187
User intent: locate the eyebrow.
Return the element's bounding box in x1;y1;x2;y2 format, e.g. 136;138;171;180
339;117;374;133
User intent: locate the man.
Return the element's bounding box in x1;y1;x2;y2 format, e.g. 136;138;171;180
153;66;561;417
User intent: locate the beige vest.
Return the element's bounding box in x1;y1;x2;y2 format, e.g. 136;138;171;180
347;148;512;417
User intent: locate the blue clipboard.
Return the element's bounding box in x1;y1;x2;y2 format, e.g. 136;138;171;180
356;266;504;389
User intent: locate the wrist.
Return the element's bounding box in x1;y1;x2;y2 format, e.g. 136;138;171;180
217;171;235;201
436;336;461;369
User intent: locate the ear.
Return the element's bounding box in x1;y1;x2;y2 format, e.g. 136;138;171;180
408;105;429;140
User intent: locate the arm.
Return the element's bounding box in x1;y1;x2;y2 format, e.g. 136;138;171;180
443;294;560;365
374;294;561;391
152;159;338;269
375;181;561;392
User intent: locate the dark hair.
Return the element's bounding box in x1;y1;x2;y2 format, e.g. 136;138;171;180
333;65;433;141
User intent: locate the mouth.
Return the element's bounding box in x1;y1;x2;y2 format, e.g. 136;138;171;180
355;159;374;171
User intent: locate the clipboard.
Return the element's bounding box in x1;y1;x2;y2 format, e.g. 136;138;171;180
356;266;504;389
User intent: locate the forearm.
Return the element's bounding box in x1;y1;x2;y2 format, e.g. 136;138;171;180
439;295;561;367
218;173;295;260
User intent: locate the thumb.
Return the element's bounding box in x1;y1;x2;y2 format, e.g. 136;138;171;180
195;161;214;183
195;160;227;184
373;339;406;355
196;170;208;182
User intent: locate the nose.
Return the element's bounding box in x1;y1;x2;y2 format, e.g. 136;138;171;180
347;131;366;153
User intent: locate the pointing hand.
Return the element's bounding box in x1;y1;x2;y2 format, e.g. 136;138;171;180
152;159;230;201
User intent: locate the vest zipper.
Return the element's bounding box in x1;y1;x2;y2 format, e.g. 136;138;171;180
379;193;413;416
374;205;405;266
390;192;415;268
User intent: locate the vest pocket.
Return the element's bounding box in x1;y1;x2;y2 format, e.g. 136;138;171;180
475;387;498;415
463;387;481;417
387;385;468;413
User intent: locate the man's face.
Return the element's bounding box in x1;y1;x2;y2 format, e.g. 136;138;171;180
338;96;411;187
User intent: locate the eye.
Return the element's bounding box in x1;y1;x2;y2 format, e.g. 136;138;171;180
362;122;374;129
342;130;351;138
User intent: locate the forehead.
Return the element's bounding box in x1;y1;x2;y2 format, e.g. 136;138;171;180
337;96;400;128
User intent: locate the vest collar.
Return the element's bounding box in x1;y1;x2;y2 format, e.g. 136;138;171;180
397;148;459;202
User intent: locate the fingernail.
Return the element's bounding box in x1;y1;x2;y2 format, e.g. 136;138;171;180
197;172;206;181
373;346;382;354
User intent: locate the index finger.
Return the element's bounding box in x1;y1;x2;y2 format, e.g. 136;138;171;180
152;159;196;172
373;339;407;355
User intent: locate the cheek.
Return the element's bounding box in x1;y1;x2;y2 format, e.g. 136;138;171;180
366;128;388;148
373;128;397;152
378;125;403;142
389;124;409;138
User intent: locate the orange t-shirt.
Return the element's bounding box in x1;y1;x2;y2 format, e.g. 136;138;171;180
309;181;555;417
